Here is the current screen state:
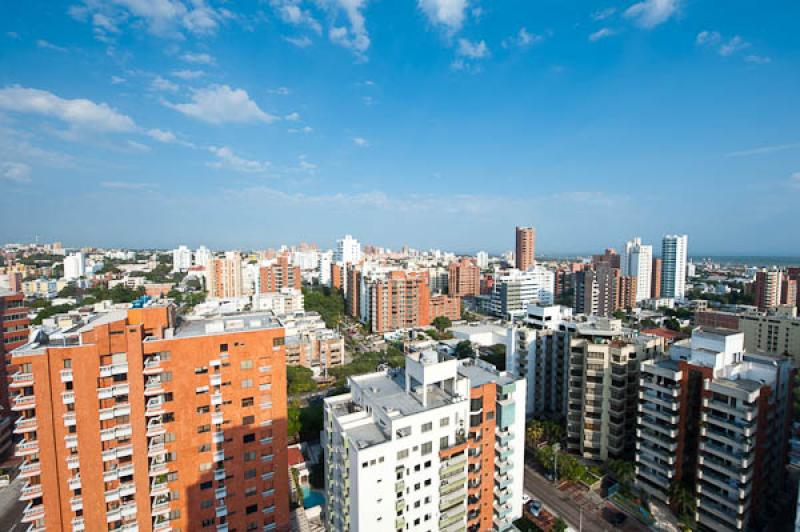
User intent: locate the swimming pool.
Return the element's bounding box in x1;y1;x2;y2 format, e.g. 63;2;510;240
301;485;326;508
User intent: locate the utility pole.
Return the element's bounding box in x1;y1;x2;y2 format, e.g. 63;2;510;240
553;443;560;485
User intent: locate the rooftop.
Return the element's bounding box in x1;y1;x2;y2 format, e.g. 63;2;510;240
170;312;281;339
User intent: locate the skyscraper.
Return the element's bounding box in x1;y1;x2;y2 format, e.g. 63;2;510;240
621;237;652;303
660;234;688;300
753;268;783;311
475;251;489;270
651;257;662;299
448;258;480;297
1;290;29;458
334;235;361;266
209;251;244;298
10;305;290;532
171;245;192;273
515;227;535;271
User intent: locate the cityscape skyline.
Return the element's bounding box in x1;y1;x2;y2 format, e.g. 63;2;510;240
2;1;800;253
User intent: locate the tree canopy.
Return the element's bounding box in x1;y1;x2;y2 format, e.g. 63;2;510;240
302;286;345;328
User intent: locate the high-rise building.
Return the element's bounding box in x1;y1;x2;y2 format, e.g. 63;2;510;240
209;251;244;298
566;319;664;460
318;251;333;287
753;268;783;311
334;235;361;266
63;252;86;281
258;255;301;293
10;305;290;532
448;258;480;297
490;267;554;319
660;234;688;300
651;258;662;299
429;294;461;322
573;265;632;317
591;248;621;269
194;246;212;269
618;275;638;310
739;306;800;363
515;227;536;271
506;304;572;417
171;245;192;273
363;271;431;333
1;290;29;457
636;328;793;532
475;251;489;270
323;351;526;532
621;237;652;303
280;311;345;375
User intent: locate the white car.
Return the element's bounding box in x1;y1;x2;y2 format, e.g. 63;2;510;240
522;493;531;505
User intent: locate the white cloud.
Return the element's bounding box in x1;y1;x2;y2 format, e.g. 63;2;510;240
456;38;488;58
269;86;291;95
284;35;313;47
744;54;771;65
180;52;215;64
1;162;32;183
592;7;616;21
791;172;800;189
328;0;370;57
36;39;67;52
207;146;271;173
725;142;800;158
146;128;177;143
165;85;277;124
285;112;301;121
151;75;179;92
171;69;205;79
70;0;234;39
288;126;313;134
589;27;616;42
418;0;468;33
110;75;127;84
126;139;151;152
101;180;157;190
353;137;368;147
696;30;720;46
718;36;749;56
502;28;545;49
271;0;322;34
0;85;136;132
624;0;679;28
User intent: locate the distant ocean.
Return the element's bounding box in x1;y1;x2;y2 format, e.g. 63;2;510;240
689;256;800;267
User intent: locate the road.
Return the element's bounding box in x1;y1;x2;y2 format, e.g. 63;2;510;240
0;476;26;532
523;463;648;532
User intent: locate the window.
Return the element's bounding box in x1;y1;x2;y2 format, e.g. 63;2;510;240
486;411;495;421
243;415;255;425
246;504;258;514
440;417;449;427
197;405;210;414
64;359;72;368
440;436;449;449
421;422;432;433
424;479;431;487
241;359;253;369
243;433;255;443
424;460;431;469
242;397;254;407
200;500;212;509
272;337;284;347
199;463;212;472
200;481;212;490
197;425;211;434
244;451;257;462
220;343;228;353
241;379;253;389
198;444;211;452
421;442;432;456
245;486;257;497
194;367;208;375
397;449;408;460
244;469;257;480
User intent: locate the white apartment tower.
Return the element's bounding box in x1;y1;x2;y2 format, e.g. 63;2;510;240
193;245;212;269
621;237;652;303
661;234;688;300
63;252;86;280
490;267;555;319
324;352;526;532
476;251;489;270
171;245;192;273
334;235;362;266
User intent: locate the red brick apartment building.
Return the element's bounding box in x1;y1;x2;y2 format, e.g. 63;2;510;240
259;255;301;293
1;290;29;457
448;258;480;297
11;305;289;532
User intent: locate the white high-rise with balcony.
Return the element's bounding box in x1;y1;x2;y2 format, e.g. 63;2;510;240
621;237;652;303
661;234;688;301
334;234;361;266
171;245;192;272
63;252;85;280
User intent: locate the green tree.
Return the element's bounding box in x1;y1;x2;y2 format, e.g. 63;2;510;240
668;481;696;526
302;286;345;328
287;402;302;440
553;518;568;532
57;284;79;298
664;318;681;331
31;304;76;325
482;344;506;370
287;366;318;395
453;340;474;359
432;316;452;332
608;459;636;488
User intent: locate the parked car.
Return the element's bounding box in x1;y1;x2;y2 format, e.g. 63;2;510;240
522;493;531;505
526;500;542;517
606;511;627;526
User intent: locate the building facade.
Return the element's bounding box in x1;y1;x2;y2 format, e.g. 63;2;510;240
323;352;526;532
11;306;290;532
209;252;244;299
1;290;29;457
258;255;301;294
621;237;653;303
661;234;688;301
429;294;461;323
515;227;536;271
448;258;480;297
635;328;793;532
490;268;554;319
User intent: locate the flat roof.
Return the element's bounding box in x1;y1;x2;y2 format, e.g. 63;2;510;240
169;312;281;339
353;371;457;417
457;360;514;387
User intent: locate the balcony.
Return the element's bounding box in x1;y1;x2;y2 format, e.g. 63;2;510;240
150;479;170;497
66;455;81;469
100;362;129;378
148;442;167;457
147;421;166;438
210;374;222;387
145;378;164;396
12;394;35;411
10;371;34;388
100;404;132;421
14;417;37;434
211;392;223;406
71;517;85;532
21;503;45;523
149;460;169;476
16;440;39;456
62;391;75;404
152;499;171;517
19;460;41;478
60;369;73;382
20;482;43;501
68;474;81;490
146;398;165;416
70;496;83;512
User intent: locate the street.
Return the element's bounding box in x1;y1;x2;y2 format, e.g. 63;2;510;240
523;463;648;532
0;476;26;532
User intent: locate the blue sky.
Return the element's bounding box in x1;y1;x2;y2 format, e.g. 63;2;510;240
1;0;799;255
